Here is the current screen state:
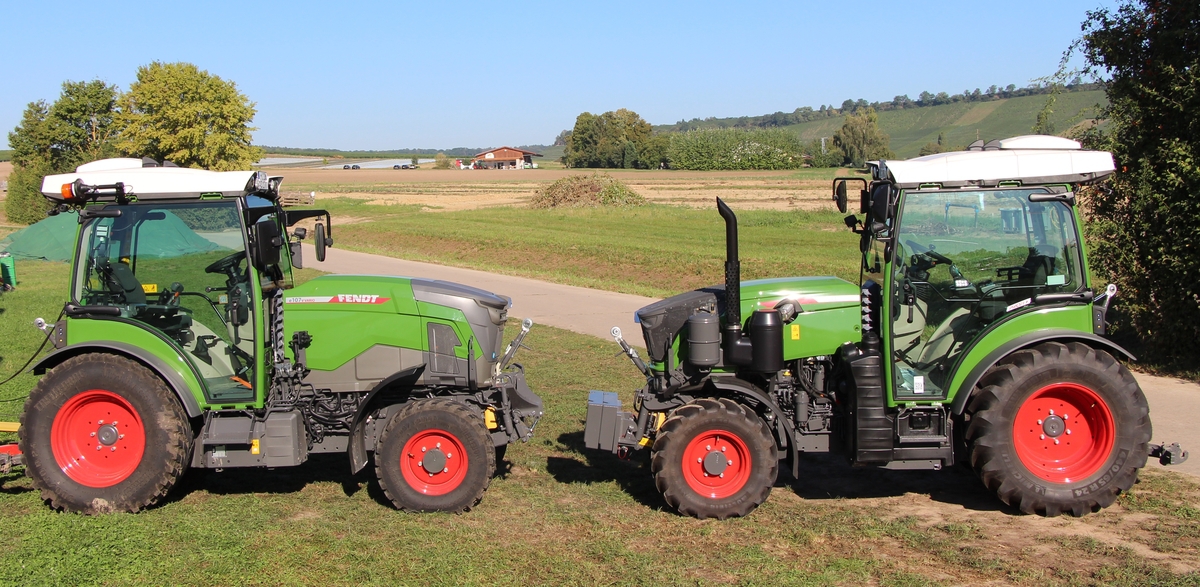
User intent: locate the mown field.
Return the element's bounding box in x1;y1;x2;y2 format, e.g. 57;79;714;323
0;261;1199;586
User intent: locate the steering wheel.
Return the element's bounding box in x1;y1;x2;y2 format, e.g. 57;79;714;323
205;250;247;275
905;239;953;265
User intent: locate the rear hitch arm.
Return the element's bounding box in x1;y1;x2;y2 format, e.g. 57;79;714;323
1149;443;1189;466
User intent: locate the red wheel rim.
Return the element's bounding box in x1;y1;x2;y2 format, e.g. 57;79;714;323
400;429;468;496
1013;382;1115;483
50;390;146;488
682;429;751;499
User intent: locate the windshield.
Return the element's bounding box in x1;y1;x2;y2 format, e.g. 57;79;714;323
889;188;1083;399
75;201;257;402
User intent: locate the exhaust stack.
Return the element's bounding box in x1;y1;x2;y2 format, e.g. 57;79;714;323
716;197;783;372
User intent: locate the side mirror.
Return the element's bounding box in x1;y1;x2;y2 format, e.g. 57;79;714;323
868;183;892;224
834;181;848;214
251;220;282;269
290;241;303;269
315;223;328;262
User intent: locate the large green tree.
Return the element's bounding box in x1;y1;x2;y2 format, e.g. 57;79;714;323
563;109;655;169
5;80;119;223
1077;0;1200;369
116;62;262;170
833;108;894;167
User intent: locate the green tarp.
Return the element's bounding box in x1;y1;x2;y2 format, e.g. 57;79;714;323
0;211;225;262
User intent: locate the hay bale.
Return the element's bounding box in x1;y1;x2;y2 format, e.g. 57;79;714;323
529;173;647;209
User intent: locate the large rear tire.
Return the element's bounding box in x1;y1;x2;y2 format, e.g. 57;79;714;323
965;342;1151;516
375;398;494;512
19;353;193;514
651;398;778;520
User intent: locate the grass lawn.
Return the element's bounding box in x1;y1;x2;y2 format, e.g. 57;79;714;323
314;199;861;299
1;261;1199;585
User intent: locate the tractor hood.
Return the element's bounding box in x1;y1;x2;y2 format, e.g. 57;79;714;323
736;276;860;316
284;274;511;374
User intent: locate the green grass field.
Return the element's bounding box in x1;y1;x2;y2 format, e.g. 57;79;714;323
315;198;861;299
1;261;1198;585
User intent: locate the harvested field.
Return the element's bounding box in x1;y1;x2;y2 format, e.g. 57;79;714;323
270;167;850;212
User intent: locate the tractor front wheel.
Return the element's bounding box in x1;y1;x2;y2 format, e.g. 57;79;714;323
19;353;193;514
375;398;494;512
651;398;778;520
965;342;1151;516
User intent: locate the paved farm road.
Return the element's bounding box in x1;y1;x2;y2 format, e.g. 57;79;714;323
302;245;1199;477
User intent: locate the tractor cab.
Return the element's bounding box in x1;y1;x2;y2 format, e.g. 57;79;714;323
834;135;1110;404
41;158;325;405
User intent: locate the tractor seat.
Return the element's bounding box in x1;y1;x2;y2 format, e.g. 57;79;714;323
98;260;147;305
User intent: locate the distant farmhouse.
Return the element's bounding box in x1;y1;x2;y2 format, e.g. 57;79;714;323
472;147;541;169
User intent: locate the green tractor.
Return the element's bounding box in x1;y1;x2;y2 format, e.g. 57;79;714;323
585;135;1186;519
18;158;542;514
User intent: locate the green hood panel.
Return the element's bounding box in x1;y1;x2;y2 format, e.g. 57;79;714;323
284;275;419;315
738;276;860;316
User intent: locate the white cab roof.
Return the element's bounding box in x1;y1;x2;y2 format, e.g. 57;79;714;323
883;135;1115;189
41;158;259;202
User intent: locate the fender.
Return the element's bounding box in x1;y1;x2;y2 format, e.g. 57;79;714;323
32;342;204;418
704;375;802;478
950;329;1136;415
347;364;426;474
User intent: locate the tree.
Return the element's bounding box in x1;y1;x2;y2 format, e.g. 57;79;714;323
833;108;894;167
434;152;452;169
1076;0;1200;369
6;79;119;224
116;62;262;170
564;109;654;169
553;129;571;147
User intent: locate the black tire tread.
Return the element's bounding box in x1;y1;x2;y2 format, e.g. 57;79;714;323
964;342;1150;517
651;398;777;520
375;397;494;513
19;353;192;514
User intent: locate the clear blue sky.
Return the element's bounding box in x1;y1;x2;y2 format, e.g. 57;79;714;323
1;0;1116;151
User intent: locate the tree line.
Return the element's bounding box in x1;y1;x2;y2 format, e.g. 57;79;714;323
562;106;891;171
5;62;260;224
658;80;1103;132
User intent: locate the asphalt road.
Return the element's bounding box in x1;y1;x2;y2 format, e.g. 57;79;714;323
301;244;1198;477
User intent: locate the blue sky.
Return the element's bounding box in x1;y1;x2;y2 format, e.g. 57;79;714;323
1;0;1116;151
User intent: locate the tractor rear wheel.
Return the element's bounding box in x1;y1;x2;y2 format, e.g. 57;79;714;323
651;398;777;520
375;398;494;512
965;342;1151;516
19;353;193;514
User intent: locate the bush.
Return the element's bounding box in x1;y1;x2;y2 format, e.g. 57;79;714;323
434;152;452;169
4;162;54;225
529;173;647;209
668;128;804;170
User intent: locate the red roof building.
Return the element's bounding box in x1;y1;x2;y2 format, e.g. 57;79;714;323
472;147;542;170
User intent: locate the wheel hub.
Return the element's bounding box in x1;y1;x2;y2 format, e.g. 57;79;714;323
421;449;447;474
1042;414;1066;438
96;423;120;446
703;451;729;475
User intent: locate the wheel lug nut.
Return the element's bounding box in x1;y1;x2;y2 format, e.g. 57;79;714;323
447;453;452;459
721;447;726;452
111;447;116;452
1049;409;1055;416
443;468;449;473
1066;429;1072;435
1037;419;1043;425
90;432;96;437
719;473;724;478
436;442;441;448
1040;434;1046;440
1054;439;1060;445
422;447;426;452
98;420;104;425
95;445;101;450
697;457;702;463
418;461;423;467
1063;414;1069;420
118;434;124;440
727;460;733;467
706;445;711;450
